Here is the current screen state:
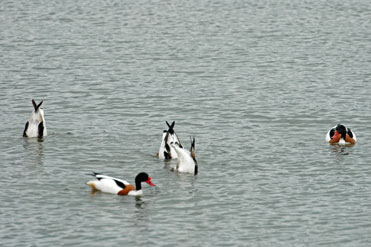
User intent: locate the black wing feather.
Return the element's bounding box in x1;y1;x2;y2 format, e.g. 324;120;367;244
38;121;44;138
113;179;126;189
164;151;171;159
23;121;29;137
347;128;353;138
329;128;335;139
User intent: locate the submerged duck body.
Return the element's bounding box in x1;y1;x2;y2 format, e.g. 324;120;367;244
326;124;356;144
87;172;155;196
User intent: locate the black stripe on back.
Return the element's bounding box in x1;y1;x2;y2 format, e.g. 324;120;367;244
114;179;126;189
347;128;353;138
164;151;171;159
38;122;44;138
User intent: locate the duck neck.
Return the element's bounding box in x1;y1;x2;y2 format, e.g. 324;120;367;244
135;179;142;191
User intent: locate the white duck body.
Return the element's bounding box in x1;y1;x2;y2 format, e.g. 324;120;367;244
172;139;198;175
23;100;47;138
326;125;356;144
87;174;130;194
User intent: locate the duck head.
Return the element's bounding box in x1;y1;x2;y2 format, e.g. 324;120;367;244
135;172;155;190
335;124;347;140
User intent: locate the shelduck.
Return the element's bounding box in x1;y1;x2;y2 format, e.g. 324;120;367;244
326;124;356;145
171;137;198;175
23;99;47;138
157;121;182;159
87;172;155;196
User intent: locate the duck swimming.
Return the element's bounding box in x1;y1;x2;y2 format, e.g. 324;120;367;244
326;124;356;144
87;172;155;196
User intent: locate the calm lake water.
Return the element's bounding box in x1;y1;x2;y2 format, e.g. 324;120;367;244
1;0;371;246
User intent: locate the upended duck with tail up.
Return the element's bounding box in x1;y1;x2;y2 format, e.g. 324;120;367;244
157;121;182;160
171;137;198;175
23;99;47;138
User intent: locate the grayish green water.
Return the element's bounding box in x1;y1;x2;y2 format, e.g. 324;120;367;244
1;0;371;246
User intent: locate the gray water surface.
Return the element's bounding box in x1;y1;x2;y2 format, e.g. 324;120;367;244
1;0;371;246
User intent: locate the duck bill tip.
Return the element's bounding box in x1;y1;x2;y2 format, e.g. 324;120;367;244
146;178;155;187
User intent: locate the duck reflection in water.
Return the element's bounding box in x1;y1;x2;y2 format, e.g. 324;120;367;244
330;144;353;156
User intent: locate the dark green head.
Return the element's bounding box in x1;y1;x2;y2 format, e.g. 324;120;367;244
336;124;346;139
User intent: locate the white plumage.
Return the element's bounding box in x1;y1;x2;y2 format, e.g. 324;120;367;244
87;174;129;194
172;138;198;175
